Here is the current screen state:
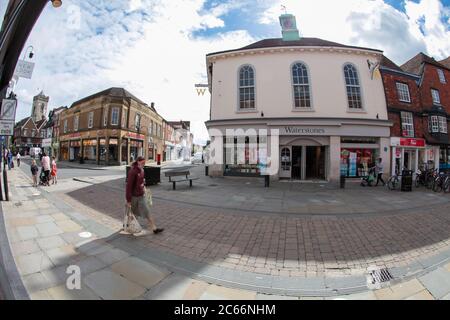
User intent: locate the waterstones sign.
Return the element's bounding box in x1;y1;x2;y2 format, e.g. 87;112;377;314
282;126;327;135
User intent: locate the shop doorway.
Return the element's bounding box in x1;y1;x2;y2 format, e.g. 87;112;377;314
306;146;326;180
292;146;302;180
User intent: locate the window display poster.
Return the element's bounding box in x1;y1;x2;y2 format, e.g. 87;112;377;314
349;152;357;177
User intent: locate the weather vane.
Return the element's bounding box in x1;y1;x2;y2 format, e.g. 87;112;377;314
281;5;287;14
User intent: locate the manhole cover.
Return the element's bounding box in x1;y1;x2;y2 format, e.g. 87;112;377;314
367;266;393;289
78;232;92;238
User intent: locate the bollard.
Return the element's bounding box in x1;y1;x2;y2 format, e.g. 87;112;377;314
264;175;270;188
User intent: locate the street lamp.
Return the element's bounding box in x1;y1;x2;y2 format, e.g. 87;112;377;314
22;46;34;60
51;0;62;8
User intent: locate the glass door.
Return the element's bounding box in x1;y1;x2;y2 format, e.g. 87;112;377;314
279;147;292;178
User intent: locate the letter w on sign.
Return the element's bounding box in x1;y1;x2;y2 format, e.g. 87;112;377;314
195;84;208;96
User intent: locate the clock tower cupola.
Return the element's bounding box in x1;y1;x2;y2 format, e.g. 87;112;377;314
279;13;300;41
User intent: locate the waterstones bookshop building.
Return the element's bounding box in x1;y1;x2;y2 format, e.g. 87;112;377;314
205;14;392;182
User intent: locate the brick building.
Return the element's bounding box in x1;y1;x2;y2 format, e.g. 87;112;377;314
58;88;165;166
380;56;426;174
401;53;450;171
13;117;47;155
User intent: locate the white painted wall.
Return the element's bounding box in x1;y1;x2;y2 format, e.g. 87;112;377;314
209;49;387;121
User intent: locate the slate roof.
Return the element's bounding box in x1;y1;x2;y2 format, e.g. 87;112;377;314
14;117;31;128
207;37;383;57
380;55;403;72
71;87;155;112
439;56;450;69
401;52;450;75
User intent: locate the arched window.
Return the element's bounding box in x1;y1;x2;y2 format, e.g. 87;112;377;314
239;66;255;109
344;64;363;109
292;63;311;108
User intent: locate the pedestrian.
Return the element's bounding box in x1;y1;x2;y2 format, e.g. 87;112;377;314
16;152;21;167
7;150;13;170
51;156;58;185
126;156;164;235
31;159;39;187
41;152;51;186
375;157;386;186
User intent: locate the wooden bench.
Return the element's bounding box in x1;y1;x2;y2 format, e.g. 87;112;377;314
165;170;199;190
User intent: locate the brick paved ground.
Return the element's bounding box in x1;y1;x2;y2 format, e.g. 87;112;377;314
58;171;450;278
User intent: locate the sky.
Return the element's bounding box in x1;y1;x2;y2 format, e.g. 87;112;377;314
1;0;449;144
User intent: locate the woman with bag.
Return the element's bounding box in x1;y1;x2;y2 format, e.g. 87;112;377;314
125;156;164;235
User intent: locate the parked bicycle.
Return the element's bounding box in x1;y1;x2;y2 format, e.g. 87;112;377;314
387;173;401;191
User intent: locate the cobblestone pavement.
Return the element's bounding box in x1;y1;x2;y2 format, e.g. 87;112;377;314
1;165;450;300
61;167;450;279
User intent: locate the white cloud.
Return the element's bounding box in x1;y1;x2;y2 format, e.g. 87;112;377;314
258;0;449;64
13;0;254;143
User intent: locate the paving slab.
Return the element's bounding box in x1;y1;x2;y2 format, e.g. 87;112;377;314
35;222;64;237
29;289;53;300
16;226;39;241
12;240;41;256
47;284;101;300
55;220;83;233
36;235;67;250
16;252;55;276
199;284;257;300
327;291;377;300
84;270;146;300
405;290;435;300
110;257;171;289
145;274;209;300
46;245;83;266
96;248;130;265
419;268;450;299
374;279;426;300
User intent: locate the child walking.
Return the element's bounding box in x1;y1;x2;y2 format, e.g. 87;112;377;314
51;156;58;184
31;159;39;187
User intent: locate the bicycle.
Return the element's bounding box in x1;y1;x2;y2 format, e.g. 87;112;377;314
387;174;401;191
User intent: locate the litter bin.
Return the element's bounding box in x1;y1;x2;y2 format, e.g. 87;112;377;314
401;170;413;192
340;175;346;189
143;166;161;186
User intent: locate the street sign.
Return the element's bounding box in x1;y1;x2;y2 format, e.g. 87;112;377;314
0;120;14;136
14;60;35;79
0;99;17;121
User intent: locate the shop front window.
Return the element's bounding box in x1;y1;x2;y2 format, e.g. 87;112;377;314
121;139;128;163
83;139;97;161
109;138;118;162
99;139;107;162
223;136;261;176
340;148;377;178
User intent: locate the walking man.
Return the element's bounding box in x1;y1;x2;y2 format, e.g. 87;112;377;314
375;157;386;186
126;156;164;234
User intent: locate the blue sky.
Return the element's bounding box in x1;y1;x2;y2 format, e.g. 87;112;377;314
1;0;449;143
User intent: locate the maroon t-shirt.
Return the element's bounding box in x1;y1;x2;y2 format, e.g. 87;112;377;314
126;163;145;203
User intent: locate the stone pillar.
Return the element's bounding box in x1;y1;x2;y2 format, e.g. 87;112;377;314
391;147;397;176
415;149;419;173
379;137;391;178
329;136;341;183
208;134;224;177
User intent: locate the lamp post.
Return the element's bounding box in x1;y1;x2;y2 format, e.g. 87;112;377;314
51;0;62;8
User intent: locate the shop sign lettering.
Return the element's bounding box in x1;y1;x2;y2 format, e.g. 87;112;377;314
283;127;326;135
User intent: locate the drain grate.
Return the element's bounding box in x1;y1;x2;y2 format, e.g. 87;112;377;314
367;267;393;289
